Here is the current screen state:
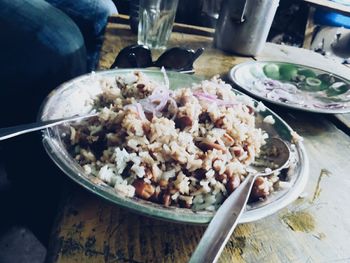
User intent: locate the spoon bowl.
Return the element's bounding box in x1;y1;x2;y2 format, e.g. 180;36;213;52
189;137;291;263
251;137;291;175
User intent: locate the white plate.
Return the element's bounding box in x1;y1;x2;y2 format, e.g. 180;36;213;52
230;61;350;114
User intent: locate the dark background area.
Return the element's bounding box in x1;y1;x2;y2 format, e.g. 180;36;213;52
0;0;309;262
114;0;309;47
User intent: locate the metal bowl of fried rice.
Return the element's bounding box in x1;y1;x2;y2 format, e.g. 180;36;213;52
38;69;309;224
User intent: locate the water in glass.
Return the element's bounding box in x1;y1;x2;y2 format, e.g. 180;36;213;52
138;0;178;49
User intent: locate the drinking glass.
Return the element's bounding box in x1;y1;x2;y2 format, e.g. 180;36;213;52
138;0;179;50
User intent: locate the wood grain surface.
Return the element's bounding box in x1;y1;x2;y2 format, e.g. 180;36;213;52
47;19;350;263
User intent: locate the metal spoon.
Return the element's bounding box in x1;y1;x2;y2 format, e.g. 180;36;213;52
189;137;291;263
0;113;98;141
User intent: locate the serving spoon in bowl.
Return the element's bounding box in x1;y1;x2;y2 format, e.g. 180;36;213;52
0;112;98;141
189;137;291;263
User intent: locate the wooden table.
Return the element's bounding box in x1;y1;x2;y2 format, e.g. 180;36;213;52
47;19;350;263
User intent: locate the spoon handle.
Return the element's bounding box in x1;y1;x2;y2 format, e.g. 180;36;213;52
189;173;257;263
0;113;97;141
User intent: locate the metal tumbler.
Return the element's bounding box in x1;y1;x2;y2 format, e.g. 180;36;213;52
214;0;280;56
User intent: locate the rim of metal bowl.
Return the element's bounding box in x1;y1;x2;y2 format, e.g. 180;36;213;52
38;68;309;225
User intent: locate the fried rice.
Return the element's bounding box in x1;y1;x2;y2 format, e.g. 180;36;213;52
68;71;279;211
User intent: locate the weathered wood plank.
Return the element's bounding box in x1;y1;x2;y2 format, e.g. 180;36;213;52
302;7;316;49
333;114;350;130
